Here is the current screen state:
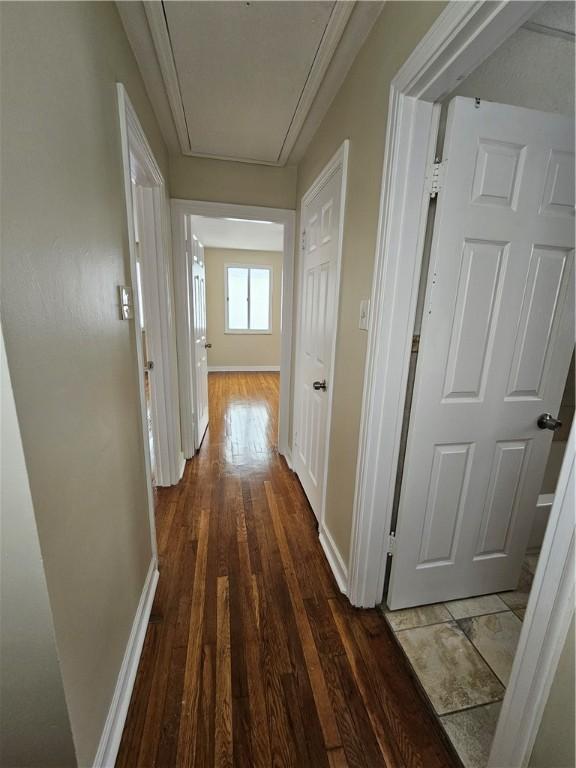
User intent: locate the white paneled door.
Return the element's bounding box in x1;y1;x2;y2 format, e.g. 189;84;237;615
388;98;575;610
293;144;348;521
191;234;209;448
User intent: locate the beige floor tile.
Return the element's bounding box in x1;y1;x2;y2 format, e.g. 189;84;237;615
396;621;504;715
384;602;452;632
513;607;526;621
498;567;533;609
459;611;522;685
445;594;508;620
441;703;502;768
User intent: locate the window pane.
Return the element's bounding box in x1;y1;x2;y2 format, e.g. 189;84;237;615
227;267;248;329
249;268;270;330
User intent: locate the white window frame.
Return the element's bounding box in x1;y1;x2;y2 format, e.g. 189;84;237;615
224;263;273;334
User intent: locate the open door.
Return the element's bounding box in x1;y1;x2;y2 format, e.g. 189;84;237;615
388;97;574;610
190;236;209;448
293;142;348;521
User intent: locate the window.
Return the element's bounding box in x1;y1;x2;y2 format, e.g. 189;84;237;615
225;265;272;333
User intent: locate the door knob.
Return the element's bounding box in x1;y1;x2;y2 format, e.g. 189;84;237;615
313;379;327;391
205;342;212;349
537;413;562;431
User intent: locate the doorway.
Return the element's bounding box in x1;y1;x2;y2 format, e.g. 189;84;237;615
363;7;575;766
348;4;574;767
387;96;574;611
117;83;185;564
171;200;295;460
292;141;349;527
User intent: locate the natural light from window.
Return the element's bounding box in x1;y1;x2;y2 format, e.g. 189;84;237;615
226;265;271;332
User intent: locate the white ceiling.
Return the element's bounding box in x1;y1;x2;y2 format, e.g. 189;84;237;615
165;1;334;164
190;216;284;252
527;1;575;38
117;1;383;165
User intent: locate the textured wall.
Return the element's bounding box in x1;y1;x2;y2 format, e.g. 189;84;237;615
1;2;168;763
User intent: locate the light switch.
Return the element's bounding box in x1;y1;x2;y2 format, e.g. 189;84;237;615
119;285;134;320
359;299;370;331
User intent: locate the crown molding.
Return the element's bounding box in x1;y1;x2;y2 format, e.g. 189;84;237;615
118;1;383;167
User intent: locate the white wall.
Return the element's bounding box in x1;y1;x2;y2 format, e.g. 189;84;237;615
449;23;574;114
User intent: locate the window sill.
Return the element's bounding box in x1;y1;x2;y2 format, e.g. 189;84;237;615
224;330;273;335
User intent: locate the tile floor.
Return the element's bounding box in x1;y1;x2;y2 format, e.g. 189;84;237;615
384;556;537;768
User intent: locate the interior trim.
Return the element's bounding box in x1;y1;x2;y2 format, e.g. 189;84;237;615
143;1;191;154
207;365;280;373
93;559;159;768
123;1;382;166
319;526;348;595
171;199;295;461
276;2;354;166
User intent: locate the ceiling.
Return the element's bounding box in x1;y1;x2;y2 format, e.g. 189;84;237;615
117;1;383;166
527;1;575;38
190;216;284;252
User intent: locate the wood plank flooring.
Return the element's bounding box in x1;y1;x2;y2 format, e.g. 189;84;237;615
116;372;459;767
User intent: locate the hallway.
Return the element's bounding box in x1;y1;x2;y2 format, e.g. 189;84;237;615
116;373;457;768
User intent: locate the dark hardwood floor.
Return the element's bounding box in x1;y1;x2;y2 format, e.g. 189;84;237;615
116;372;458;767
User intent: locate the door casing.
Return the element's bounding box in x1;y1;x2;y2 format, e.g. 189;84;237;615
171;199;295;461
117;84;185;561
293;141;349;544
347;2;575;766
387;97;574;610
349;0;547;608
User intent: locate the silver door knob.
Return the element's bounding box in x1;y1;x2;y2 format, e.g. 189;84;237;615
537;413;562;431
313;379;327;391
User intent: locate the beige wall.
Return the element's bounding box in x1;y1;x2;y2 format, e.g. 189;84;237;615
294;1;446;564
170;155;298;210
205;248;282;368
0;327;77;768
529;616;576;768
1;2;168;764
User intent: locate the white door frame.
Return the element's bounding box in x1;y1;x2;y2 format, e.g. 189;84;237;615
488;423;574;767
348;0;544;606
117;84;184;556
347;2;575;764
294;141;349;550
170;199;295;460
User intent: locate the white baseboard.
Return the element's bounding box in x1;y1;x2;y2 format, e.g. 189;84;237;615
319;525;348;595
177;453;186;482
93;558;159;768
208;365;280;372
282;449;293;470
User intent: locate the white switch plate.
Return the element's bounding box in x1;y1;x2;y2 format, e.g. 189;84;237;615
118;285;134;320
359;299;370;331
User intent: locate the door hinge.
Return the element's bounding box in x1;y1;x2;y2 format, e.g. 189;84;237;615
426;159;447;198
387;532;396;557
301;229;306;252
